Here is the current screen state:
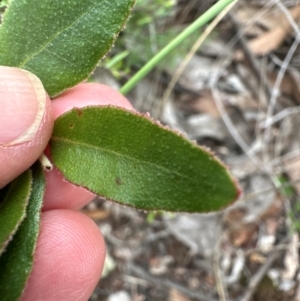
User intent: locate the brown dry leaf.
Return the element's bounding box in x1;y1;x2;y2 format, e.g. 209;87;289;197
224;194;282;248
169;289;191;301
249;252;266;264
149;255;174;275
285;70;300;105
247;5;300;55
204;273;216;288
81;209;110;221
234;4;287;37
228;222;258;247
187;90;221;117
223;207;258;247
132;295;146;301
268;70;300;104
259;195;283;221
223;207;248;226
236;4;300;58
256;217;278;252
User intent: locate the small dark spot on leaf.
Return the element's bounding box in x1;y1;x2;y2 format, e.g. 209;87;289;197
69;123;74;129
115;177;122;185
75;108;83;116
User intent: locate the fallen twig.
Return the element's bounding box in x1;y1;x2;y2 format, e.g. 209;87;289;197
239;244;285;301
127;262;221;301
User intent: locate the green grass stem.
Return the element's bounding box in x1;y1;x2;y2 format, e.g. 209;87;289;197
120;0;236;95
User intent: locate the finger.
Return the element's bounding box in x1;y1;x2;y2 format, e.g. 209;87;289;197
51;83;133;119
43;83;133;211
20;210;105;301
42;166;95;211
0;67;53;188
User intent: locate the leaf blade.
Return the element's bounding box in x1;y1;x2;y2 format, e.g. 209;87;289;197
0;162;45;301
0;170;32;255
51;106;239;213
0;0;135;97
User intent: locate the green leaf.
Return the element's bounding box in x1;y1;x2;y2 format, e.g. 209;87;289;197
51;106;239;213
0;170;32;256
0;162;45;301
0;0;9;8
0;0;135;97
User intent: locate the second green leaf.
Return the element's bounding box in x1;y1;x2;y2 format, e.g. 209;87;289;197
51;106;239;213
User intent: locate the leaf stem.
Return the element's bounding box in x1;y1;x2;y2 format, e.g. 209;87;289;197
120;0;236;95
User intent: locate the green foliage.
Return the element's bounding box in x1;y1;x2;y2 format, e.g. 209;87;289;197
51;106;239;213
0;0;135;97
108;0;200;75
0;163;45;301
276;175;294;198
100;50;131;79
0;0;9;9
289;201;300;232
276;175;300;232
0;170;32;255
146;211;173;223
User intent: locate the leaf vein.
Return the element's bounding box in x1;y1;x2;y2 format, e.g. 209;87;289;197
43;48;76;66
51;136;197;183
19;1;106;68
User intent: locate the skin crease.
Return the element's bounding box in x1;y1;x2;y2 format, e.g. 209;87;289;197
17;83;134;301
0;95;53;188
0;67;53;188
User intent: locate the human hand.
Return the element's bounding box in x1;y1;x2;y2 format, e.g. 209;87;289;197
0;66;133;301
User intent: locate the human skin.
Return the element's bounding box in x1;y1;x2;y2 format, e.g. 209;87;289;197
0;66;133;301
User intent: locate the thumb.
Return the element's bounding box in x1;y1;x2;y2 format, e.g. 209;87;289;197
0;66;53;188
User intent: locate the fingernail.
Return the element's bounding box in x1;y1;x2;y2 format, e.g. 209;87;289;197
0;66;47;146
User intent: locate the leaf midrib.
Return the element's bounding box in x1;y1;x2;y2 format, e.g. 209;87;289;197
19;0;106;68
51;135;198;184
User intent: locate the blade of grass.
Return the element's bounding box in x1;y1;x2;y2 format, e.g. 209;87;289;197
153;0;238;119
120;0;236;95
